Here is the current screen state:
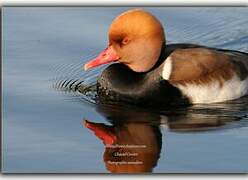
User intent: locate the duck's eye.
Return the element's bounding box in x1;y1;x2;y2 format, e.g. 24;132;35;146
122;38;129;45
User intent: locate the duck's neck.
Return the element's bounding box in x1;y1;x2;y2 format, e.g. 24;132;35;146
147;42;167;73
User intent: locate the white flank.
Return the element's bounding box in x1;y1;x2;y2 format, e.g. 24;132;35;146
162;57;172;80
175;75;248;104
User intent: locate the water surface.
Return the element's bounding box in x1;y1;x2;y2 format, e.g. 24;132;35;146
2;7;248;173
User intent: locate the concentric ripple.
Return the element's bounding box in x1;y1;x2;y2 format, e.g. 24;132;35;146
51;52;102;104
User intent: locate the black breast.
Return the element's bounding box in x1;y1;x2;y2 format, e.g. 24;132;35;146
97;63;189;108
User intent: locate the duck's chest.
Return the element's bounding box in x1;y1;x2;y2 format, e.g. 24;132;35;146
96;64;189;107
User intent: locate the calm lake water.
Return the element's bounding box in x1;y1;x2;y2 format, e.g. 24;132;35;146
2;7;248;173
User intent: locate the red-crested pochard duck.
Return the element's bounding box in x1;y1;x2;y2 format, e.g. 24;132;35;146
84;9;248;107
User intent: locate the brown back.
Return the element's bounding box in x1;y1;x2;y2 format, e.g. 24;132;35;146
167;48;248;86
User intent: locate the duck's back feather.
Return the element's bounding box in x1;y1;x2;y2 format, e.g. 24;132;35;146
162;47;248;103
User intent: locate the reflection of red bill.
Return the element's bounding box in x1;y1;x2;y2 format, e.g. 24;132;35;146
84;45;119;70
83;120;117;145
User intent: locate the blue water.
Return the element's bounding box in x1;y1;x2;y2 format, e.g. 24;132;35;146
2;7;248;173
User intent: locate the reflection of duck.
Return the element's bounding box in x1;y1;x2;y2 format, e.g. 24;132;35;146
84;107;162;173
160;96;248;132
84;120;161;173
82;98;248;173
84;9;248;107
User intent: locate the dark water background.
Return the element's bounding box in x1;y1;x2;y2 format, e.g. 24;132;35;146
2;7;248;173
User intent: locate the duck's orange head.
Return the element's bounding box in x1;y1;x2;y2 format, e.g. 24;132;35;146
84;9;165;72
